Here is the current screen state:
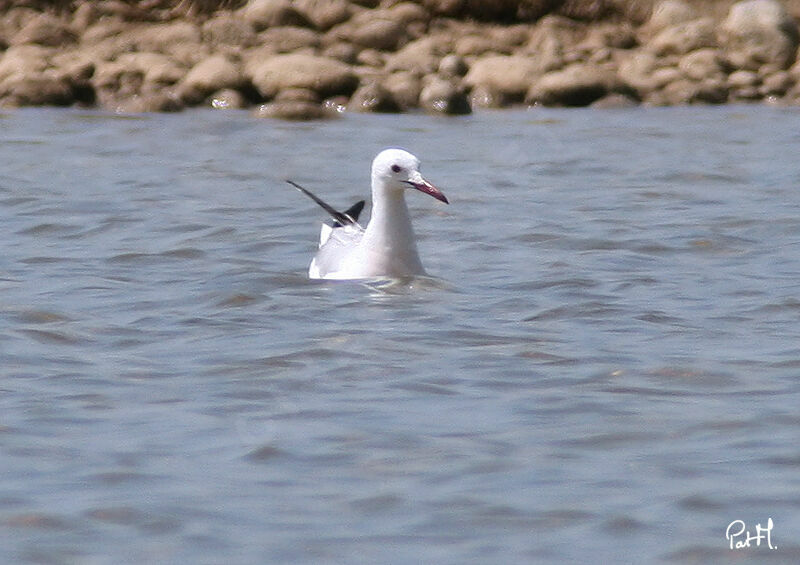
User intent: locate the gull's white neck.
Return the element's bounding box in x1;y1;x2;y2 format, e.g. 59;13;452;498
360;181;424;276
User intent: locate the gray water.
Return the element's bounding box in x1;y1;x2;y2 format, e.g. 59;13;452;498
1;106;799;564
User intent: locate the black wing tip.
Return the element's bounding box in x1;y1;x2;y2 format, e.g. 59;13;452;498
287;179;358;227
332;200;365;228
346;200;366;220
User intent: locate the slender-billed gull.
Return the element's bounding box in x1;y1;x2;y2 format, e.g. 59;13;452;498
290;148;448;280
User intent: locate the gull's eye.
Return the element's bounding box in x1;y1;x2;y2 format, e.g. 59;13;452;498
391;164;402;173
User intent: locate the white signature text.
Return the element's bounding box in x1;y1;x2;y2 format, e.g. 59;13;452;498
726;518;776;550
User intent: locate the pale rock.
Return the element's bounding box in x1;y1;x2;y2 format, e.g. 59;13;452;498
50;52;95;83
650;67;683;90
323;42;359;64
383;71;422;109
71;3;98;32
720;0;799;70
247;53;358;99
728;69;761;88
347;17;406;51
489;25;531;49
347;82;401;112
387;2;430;27
421;0;466;18
133;22;202;55
179;54;244;103
385;36;449;75
455;35;511;57
254;100;330;120
658;78;699;104
294;0;353;31
275;87;320;102
0;72;74;107
463;55;544;101
678;49;726;81
580;23;637;51
0;45;50;84
330;3;425;51
210;88;248;109
648;18;717;56
694;78;729;103
526;63;618;106
11;12;75;47
641;0;697;37
116;52;185;85
419;76;470;115
469;84;514;108
617;50;661;93
356;49;384;68
202;13;258;48
258;26;320;52
760;70;793;95
112;92;183;113
438;54;468;78
241;0;312;31
591;93;640;108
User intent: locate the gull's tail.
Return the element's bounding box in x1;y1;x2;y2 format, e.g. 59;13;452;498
286;180;364;227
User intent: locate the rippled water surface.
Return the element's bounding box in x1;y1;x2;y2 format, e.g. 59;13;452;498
2;106;800;563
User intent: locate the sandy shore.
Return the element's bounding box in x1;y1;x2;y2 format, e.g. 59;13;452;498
1;0;800;118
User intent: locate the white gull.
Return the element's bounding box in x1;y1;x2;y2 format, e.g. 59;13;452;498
290;148;448;280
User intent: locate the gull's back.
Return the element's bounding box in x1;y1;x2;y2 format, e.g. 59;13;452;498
308;223;365;279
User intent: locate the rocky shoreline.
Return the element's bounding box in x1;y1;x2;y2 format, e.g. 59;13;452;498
1;0;800;118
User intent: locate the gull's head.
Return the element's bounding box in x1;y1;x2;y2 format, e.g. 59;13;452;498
371;148;448;204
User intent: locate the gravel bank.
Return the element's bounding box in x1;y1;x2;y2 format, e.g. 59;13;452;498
1;0;800;117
